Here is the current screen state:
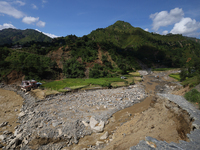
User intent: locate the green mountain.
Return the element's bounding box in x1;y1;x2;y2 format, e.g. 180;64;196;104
0;20;200;83
88;20;200;67
88;20;187;48
0;28;52;45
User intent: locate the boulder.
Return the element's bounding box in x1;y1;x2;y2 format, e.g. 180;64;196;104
18;112;25;118
90;117;105;133
0;135;6;141
96;141;104;146
100;131;108;140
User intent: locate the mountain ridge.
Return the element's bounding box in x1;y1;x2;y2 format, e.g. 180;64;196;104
0;28;52;45
0;20;200;82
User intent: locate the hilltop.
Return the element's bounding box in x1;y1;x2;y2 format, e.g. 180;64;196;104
0;28;52;46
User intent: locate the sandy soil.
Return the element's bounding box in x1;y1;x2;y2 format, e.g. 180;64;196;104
102;97;192;150
0;89;23;133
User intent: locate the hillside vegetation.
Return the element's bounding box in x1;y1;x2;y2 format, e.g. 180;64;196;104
0;28;52;45
0;21;200;88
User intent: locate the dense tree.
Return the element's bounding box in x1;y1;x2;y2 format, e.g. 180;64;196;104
63;58;85;78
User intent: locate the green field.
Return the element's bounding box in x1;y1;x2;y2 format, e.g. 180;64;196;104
41;77;126;92
129;72;141;77
153;68;176;71
169;74;181;81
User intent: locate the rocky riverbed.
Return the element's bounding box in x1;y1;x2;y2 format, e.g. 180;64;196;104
0;70;200;150
0;82;146;149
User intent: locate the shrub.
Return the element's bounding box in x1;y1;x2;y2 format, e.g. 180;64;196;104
124;81;128;85
89;69;100;78
130;79;135;85
180;68;187;81
184;89;200;108
102;82;112;88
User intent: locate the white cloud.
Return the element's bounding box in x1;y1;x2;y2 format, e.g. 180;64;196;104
0;1;24;18
0;23;16;30
43;33;59;38
42;0;47;7
42;0;47;3
32;4;38;9
22;17;45;27
35;29;59;38
170;18;200;37
162;30;168;35
36;21;46;27
144;28;149;31
150;7;184;31
22;16;39;24
15;1;25;6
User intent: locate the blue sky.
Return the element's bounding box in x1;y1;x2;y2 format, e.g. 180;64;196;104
0;0;200;38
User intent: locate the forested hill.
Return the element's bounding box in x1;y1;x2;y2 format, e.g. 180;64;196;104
0;28;52;45
88;20;200;67
0;20;200;83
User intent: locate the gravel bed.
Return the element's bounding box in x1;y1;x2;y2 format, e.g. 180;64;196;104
0;83;146;149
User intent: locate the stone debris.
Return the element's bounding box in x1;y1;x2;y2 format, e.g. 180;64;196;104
1;70;200;150
18;111;25;118
96;141;104;146
138;70;149;76
0;122;8;128
82;121;89;127
100;131;108;140
90;117;105;133
0;135;6;141
0;83;146;149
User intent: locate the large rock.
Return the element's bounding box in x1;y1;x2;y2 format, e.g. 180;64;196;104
0;135;6;141
18;112;25;118
100;131;108;140
90;117;105;133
